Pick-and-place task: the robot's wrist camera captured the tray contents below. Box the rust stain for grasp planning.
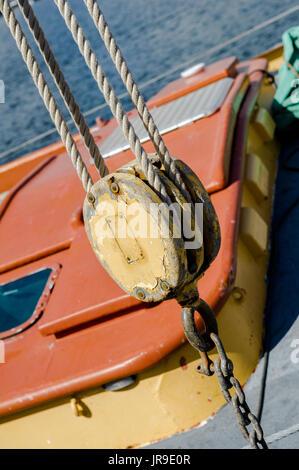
[190,421,201,430]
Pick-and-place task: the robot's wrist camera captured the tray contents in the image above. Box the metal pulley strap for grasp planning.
[0,0,93,192]
[54,0,171,206]
[182,305,268,449]
[82,0,193,204]
[17,0,109,179]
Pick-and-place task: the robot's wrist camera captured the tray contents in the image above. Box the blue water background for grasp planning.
[0,0,298,164]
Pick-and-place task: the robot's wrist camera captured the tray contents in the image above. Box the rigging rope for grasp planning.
[54,0,171,205]
[17,0,108,179]
[1,4,298,162]
[83,0,192,203]
[0,0,93,192]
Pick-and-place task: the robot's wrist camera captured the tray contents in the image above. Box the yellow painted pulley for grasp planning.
[83,157,221,304]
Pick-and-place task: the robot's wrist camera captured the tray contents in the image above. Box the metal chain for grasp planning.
[181,302,268,449]
[0,0,93,192]
[82,0,192,204]
[54,0,171,205]
[17,0,108,179]
[211,333,268,449]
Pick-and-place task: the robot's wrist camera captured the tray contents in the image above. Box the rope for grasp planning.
[83,0,192,203]
[17,0,108,179]
[54,0,171,205]
[1,4,298,163]
[0,0,93,192]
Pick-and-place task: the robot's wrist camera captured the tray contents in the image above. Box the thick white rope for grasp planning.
[0,0,93,192]
[1,5,298,162]
[83,0,192,203]
[17,0,108,179]
[54,0,171,205]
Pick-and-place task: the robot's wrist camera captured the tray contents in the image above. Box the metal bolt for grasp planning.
[233,291,242,301]
[87,192,95,206]
[135,288,146,300]
[110,182,119,194]
[232,286,246,301]
[160,280,170,291]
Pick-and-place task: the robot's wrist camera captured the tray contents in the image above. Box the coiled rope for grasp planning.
[17,0,108,179]
[0,0,93,192]
[82,0,192,203]
[54,0,171,204]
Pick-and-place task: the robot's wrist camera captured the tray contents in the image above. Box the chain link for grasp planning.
[181,303,268,449]
[210,333,268,449]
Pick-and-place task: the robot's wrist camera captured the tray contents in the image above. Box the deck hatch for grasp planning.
[100,77,233,158]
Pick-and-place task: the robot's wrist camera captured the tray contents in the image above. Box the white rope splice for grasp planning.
[17,0,108,179]
[53,0,171,205]
[83,0,192,204]
[0,0,93,192]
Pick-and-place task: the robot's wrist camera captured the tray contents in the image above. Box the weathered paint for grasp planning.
[0,48,280,447]
[83,157,219,303]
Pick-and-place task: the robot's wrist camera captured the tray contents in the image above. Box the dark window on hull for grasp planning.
[0,269,51,333]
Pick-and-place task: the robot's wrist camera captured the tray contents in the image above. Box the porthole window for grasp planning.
[0,268,52,336]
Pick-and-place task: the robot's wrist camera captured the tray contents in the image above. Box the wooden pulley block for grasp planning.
[83,157,220,303]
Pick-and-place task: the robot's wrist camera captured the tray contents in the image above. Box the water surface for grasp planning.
[0,0,298,163]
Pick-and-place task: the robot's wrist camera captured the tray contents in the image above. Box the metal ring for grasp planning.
[181,298,218,352]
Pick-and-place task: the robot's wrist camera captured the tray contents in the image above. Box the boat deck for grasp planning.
[147,130,299,449]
